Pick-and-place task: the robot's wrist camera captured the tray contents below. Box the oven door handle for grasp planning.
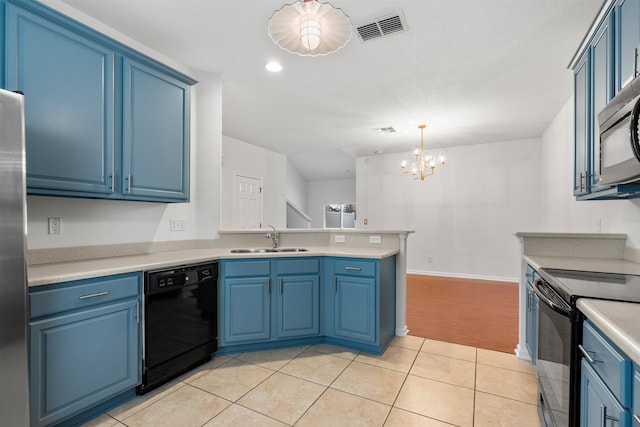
[533,280,571,317]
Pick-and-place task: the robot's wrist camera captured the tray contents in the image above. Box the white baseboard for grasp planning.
[407,269,519,283]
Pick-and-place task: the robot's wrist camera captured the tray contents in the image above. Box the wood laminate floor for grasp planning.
[406,274,519,353]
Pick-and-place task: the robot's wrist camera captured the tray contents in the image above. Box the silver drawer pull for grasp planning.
[344,267,361,271]
[633,414,640,425]
[578,344,601,364]
[79,291,109,300]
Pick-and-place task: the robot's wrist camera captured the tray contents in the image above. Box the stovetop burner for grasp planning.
[539,268,640,306]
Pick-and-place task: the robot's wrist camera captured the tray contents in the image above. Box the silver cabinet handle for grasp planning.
[633,414,640,425]
[136,301,140,324]
[344,267,361,271]
[126,174,132,193]
[579,344,601,364]
[334,277,337,292]
[79,291,109,300]
[600,404,618,426]
[279,278,283,294]
[267,278,271,295]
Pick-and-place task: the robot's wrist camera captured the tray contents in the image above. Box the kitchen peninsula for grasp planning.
[28,228,412,338]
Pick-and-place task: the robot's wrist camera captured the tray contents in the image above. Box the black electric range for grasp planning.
[534,267,640,427]
[539,268,640,306]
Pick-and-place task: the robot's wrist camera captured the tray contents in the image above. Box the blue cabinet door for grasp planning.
[616,0,640,91]
[334,275,376,343]
[525,283,538,364]
[590,15,614,192]
[122,58,190,201]
[5,3,115,195]
[277,275,320,338]
[29,299,139,427]
[581,360,630,427]
[574,51,591,197]
[223,277,271,344]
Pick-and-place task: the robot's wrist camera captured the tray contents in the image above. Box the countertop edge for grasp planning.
[28,247,400,287]
[515,232,627,239]
[522,255,640,275]
[577,298,640,365]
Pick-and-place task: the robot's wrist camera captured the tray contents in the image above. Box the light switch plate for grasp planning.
[369,235,381,244]
[334,235,346,243]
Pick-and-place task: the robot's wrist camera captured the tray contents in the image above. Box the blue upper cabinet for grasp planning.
[573,2,640,200]
[122,59,190,201]
[616,0,640,91]
[5,3,115,195]
[1,0,195,203]
[590,15,614,193]
[574,51,590,197]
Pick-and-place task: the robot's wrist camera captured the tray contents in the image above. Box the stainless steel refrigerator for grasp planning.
[0,88,30,425]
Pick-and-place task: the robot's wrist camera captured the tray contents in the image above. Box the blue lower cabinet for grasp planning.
[223,276,271,343]
[219,258,321,347]
[219,256,395,354]
[277,274,320,338]
[581,360,630,427]
[28,273,141,427]
[634,366,640,426]
[325,256,396,353]
[333,275,376,343]
[525,281,538,364]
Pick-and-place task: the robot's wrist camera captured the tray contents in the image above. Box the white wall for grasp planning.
[26,2,223,250]
[286,160,307,213]
[540,98,640,247]
[220,135,287,229]
[307,179,356,228]
[356,139,543,281]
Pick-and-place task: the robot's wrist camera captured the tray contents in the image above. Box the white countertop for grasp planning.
[524,255,640,275]
[577,298,640,365]
[27,246,399,287]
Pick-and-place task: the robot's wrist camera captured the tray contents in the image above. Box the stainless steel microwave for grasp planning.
[598,74,640,186]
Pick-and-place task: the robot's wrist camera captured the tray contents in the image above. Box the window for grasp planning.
[323,204,356,229]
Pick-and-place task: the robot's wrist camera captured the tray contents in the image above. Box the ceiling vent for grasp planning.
[356,12,407,43]
[374,127,396,134]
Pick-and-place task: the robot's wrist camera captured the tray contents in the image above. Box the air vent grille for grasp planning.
[356,12,407,43]
[374,127,396,134]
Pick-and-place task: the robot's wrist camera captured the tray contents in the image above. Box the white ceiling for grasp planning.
[56,0,604,181]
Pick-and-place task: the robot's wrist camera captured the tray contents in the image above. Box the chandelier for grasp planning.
[268,0,352,57]
[401,124,446,180]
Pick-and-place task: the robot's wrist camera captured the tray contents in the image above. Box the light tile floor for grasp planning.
[82,336,542,427]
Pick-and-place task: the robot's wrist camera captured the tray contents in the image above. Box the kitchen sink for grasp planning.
[229,248,308,253]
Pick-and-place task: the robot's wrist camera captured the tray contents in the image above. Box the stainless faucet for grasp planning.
[265,225,279,248]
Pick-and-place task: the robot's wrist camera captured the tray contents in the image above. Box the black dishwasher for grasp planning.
[137,261,218,394]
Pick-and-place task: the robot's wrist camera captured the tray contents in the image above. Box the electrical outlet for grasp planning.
[369,235,381,244]
[170,219,186,232]
[334,235,346,243]
[48,217,61,235]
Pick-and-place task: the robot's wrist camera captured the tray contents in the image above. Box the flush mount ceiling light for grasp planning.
[401,124,446,181]
[268,0,352,57]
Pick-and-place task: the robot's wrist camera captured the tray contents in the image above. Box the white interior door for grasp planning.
[234,175,262,228]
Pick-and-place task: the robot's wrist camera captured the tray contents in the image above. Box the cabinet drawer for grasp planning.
[30,273,140,318]
[277,258,319,275]
[581,320,632,408]
[223,260,271,278]
[334,259,376,277]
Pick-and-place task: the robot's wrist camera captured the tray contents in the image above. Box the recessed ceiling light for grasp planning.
[265,61,283,72]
